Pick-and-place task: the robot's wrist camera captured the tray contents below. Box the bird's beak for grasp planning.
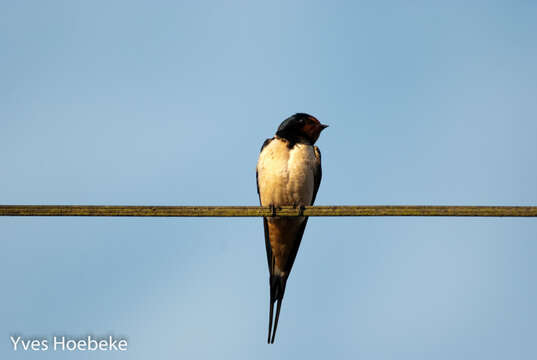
[320,124,329,130]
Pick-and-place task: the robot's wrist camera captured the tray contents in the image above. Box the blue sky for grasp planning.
[1,1,536,359]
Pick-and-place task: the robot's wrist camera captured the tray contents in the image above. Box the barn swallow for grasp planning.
[256,113,328,343]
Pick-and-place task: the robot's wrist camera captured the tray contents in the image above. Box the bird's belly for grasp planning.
[257,142,315,207]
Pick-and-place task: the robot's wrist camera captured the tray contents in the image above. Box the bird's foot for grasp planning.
[291,203,305,216]
[269,204,276,217]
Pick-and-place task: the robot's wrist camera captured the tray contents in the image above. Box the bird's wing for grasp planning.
[256,138,273,197]
[257,138,274,271]
[284,145,322,274]
[311,146,322,204]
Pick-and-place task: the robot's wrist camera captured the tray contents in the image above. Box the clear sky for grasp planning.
[1,1,536,359]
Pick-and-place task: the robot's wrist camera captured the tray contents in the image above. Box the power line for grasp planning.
[1,205,536,217]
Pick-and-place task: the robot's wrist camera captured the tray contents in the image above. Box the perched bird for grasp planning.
[256,113,328,343]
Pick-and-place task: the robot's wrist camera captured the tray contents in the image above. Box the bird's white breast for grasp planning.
[257,138,316,207]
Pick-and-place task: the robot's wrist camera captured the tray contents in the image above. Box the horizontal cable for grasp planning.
[1,205,536,217]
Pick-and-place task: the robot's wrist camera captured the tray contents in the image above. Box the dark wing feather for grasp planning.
[257,138,272,196]
[311,146,322,205]
[262,218,272,272]
[257,138,274,270]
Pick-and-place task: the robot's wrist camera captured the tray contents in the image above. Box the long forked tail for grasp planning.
[268,274,287,344]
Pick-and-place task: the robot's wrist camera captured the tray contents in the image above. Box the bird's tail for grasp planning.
[268,273,287,344]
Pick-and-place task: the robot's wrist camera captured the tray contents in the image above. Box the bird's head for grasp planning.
[275,113,328,145]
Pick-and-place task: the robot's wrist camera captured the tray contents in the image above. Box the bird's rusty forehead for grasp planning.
[302,116,322,136]
[307,115,320,124]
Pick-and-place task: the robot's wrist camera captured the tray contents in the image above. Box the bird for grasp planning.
[256,113,328,343]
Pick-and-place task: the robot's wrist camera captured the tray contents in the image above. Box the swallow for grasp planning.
[256,113,328,343]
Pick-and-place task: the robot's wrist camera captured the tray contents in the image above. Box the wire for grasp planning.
[1,205,536,217]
